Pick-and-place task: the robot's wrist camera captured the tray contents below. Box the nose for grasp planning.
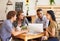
[16,17,17,18]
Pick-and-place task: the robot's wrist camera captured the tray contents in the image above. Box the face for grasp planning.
[37,11,43,18]
[46,13,51,21]
[19,13,24,20]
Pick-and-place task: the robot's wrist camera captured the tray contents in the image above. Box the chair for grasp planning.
[56,23,60,39]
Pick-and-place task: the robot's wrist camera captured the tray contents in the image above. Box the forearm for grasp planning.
[13,31,25,36]
[47,30,55,37]
[45,31,49,37]
[12,29,24,36]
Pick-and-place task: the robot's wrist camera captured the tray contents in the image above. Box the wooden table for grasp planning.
[16,33,44,41]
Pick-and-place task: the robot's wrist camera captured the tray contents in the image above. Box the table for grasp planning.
[16,33,44,41]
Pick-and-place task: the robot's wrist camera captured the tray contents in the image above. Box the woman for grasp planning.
[13,11,28,41]
[13,11,28,27]
[0,11,28,41]
[44,10,59,41]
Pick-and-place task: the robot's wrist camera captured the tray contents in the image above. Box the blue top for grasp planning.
[0,20,13,39]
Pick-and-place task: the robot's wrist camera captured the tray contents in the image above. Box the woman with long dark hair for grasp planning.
[45,10,59,41]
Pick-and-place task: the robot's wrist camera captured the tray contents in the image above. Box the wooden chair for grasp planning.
[56,23,60,39]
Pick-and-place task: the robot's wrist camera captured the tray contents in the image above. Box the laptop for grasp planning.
[27,23,43,34]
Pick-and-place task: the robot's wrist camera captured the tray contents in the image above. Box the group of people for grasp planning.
[0,8,59,41]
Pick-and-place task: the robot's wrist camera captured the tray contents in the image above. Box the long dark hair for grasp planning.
[47,10,56,25]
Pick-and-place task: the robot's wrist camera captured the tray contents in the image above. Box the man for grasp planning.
[35,8,49,29]
[0,11,28,41]
[34,8,49,41]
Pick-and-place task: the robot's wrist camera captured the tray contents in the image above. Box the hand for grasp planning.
[22,30,28,33]
[46,28,49,32]
[16,26,21,31]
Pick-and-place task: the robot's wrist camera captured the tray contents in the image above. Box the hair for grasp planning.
[7,11,17,19]
[16,10,23,20]
[36,8,42,12]
[47,10,56,22]
[47,10,56,26]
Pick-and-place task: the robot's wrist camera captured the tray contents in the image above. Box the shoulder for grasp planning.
[24,18,28,21]
[52,21,57,26]
[51,21,57,28]
[3,20,10,24]
[4,20,13,27]
[2,20,13,28]
[53,21,57,27]
[35,18,39,20]
[35,18,39,22]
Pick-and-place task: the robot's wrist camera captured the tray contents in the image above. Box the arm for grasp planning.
[46,27,55,37]
[5,21,28,36]
[25,18,29,25]
[11,28,28,36]
[34,19,38,23]
[44,28,49,37]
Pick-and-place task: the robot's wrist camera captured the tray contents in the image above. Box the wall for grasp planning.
[0,0,60,20]
[0,0,7,20]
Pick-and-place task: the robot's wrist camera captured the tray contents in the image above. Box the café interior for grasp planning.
[0,0,60,41]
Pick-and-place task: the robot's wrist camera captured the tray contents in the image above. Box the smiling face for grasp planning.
[18,13,24,20]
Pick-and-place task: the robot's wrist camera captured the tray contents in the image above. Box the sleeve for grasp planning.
[25,18,29,25]
[52,22,57,28]
[13,21,18,27]
[5,21,13,33]
[34,19,38,23]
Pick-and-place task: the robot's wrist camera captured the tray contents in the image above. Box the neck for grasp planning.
[50,19,53,22]
[39,16,43,19]
[39,16,43,20]
[18,19,22,23]
[10,19,14,23]
[18,19,22,22]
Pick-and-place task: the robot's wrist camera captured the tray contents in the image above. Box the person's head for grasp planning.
[36,8,43,18]
[46,10,56,22]
[7,11,17,21]
[17,11,24,20]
